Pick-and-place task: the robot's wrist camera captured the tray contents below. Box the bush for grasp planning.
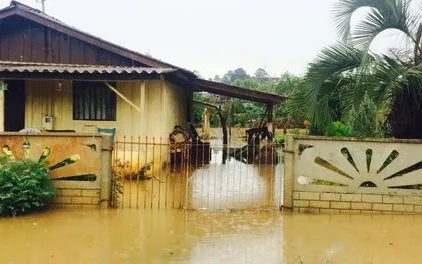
[348,93,383,138]
[275,134,285,144]
[0,160,55,216]
[324,121,350,137]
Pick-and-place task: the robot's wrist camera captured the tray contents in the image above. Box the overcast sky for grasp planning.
[0,0,403,78]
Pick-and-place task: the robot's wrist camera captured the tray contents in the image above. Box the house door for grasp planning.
[5,80,25,132]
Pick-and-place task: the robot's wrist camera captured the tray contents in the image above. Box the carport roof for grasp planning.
[0,60,286,104]
[193,79,286,104]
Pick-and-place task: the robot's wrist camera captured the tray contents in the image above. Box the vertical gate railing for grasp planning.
[111,136,283,210]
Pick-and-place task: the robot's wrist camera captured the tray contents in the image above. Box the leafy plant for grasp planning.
[110,159,127,208]
[324,121,350,137]
[348,93,383,138]
[0,146,81,216]
[288,0,422,139]
[0,160,55,216]
[275,134,285,145]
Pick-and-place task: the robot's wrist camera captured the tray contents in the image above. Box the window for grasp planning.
[73,81,116,121]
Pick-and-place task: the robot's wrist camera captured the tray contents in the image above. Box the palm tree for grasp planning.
[294,0,422,138]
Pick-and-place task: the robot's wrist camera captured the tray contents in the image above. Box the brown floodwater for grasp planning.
[121,145,283,210]
[1,208,422,264]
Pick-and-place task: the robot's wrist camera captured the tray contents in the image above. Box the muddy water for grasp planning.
[188,146,283,209]
[122,145,283,210]
[1,209,422,264]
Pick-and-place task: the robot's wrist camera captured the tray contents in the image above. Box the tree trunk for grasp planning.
[219,113,228,164]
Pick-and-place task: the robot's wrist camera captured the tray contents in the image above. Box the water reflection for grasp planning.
[188,146,283,209]
[2,209,422,263]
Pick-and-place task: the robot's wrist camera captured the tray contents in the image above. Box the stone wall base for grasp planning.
[293,191,422,214]
[50,187,102,209]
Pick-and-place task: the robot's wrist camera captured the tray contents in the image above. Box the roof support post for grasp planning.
[267,103,276,141]
[202,107,211,140]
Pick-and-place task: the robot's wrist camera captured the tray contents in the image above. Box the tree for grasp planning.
[348,93,381,138]
[213,75,221,82]
[293,0,422,138]
[254,68,269,81]
[276,72,303,96]
[233,68,249,80]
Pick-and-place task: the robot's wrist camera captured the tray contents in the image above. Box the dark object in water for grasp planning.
[170,124,211,165]
[230,127,278,164]
[124,163,152,180]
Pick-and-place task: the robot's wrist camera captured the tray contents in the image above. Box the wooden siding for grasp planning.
[0,16,144,66]
[24,80,188,137]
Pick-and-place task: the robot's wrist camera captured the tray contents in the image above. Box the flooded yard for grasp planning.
[1,208,422,263]
[120,144,283,210]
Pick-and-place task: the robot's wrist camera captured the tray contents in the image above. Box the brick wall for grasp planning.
[292,191,422,214]
[52,187,101,208]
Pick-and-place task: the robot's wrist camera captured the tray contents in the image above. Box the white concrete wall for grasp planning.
[284,136,422,214]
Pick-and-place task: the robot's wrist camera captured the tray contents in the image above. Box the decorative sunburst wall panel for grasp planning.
[294,138,422,193]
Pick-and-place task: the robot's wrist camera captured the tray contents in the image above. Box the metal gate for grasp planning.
[111,136,283,210]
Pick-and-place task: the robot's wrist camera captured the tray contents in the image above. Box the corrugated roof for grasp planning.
[0,61,177,75]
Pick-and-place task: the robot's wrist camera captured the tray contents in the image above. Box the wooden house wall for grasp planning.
[0,16,144,66]
[24,80,188,137]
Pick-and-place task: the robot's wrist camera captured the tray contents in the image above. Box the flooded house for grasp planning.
[0,1,284,208]
[0,1,282,137]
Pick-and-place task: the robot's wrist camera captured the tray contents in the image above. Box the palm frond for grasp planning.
[333,0,421,51]
[300,43,370,132]
[333,0,393,42]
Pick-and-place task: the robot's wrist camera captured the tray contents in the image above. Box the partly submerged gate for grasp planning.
[111,136,283,210]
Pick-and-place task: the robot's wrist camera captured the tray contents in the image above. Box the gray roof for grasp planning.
[0,61,177,75]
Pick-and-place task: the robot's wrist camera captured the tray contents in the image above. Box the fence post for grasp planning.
[283,134,295,210]
[100,135,113,208]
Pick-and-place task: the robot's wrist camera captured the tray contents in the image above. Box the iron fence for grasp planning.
[111,136,283,210]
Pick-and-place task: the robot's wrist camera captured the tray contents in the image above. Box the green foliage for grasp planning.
[193,68,305,128]
[293,128,301,136]
[288,0,422,139]
[0,160,55,216]
[275,134,285,144]
[348,93,383,138]
[324,121,350,137]
[193,92,206,125]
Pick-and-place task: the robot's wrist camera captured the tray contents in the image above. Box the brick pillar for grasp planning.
[100,135,113,208]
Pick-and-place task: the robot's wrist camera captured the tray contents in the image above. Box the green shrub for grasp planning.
[324,121,350,137]
[275,134,285,144]
[0,160,55,216]
[348,93,383,138]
